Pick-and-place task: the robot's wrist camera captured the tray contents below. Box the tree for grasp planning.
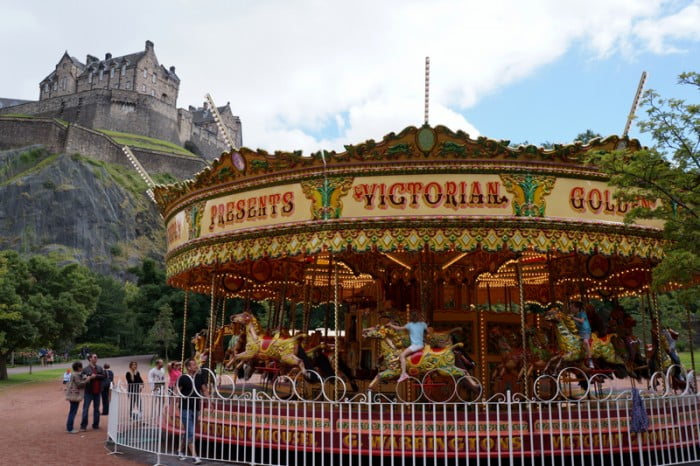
[587,72,700,290]
[147,304,177,359]
[574,129,602,144]
[0,251,99,379]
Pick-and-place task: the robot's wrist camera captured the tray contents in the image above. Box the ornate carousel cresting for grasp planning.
[121,125,699,465]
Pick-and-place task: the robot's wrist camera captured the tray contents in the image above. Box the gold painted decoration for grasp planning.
[185,201,206,240]
[501,174,556,217]
[153,125,640,218]
[300,177,354,220]
[164,225,664,283]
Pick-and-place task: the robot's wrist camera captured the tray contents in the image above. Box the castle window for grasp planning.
[110,68,115,78]
[88,72,93,84]
[53,81,58,90]
[126,81,131,90]
[143,69,147,78]
[151,89,155,97]
[142,84,146,92]
[121,64,126,75]
[152,73,156,84]
[99,70,103,81]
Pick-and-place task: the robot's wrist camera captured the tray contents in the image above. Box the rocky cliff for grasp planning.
[0,146,165,278]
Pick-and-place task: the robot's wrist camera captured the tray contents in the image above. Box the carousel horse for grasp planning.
[646,327,690,391]
[362,324,466,391]
[522,327,556,379]
[487,326,524,392]
[226,311,307,380]
[191,326,234,370]
[296,341,360,392]
[543,307,627,376]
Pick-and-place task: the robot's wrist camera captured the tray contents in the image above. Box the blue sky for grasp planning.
[467,42,699,148]
[0,0,698,154]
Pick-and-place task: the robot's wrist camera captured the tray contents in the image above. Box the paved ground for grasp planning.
[0,355,165,465]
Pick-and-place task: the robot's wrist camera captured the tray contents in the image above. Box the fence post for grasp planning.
[507,390,514,466]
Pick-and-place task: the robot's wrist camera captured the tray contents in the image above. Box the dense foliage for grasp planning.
[0,251,99,379]
[587,72,700,293]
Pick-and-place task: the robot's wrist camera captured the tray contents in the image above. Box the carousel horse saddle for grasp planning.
[260,337,274,351]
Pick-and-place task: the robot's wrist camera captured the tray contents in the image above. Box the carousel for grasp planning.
[132,125,699,465]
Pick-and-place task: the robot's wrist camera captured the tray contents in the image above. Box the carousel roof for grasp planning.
[153,125,641,218]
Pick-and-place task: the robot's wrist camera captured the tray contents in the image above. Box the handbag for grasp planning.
[66,376,84,402]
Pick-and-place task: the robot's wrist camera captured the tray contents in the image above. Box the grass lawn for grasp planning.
[97,129,196,157]
[0,368,65,388]
[678,352,699,371]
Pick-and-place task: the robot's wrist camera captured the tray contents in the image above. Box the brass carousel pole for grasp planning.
[516,258,529,399]
[208,274,217,371]
[639,291,648,365]
[333,260,340,401]
[181,291,189,365]
[221,296,227,371]
[685,306,696,374]
[650,291,663,374]
[324,255,333,338]
[304,256,320,333]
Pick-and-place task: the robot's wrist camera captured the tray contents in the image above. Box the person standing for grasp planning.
[167,361,183,393]
[79,354,105,431]
[177,358,208,465]
[148,359,166,393]
[65,361,87,433]
[101,363,114,415]
[126,361,144,415]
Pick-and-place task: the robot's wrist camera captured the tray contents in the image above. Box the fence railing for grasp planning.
[107,368,700,466]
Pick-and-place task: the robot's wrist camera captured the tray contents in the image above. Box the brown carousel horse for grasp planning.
[225,311,307,380]
[362,324,466,390]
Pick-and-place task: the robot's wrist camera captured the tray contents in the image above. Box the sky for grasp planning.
[1,0,698,154]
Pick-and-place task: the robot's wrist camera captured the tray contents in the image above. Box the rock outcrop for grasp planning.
[0,146,164,278]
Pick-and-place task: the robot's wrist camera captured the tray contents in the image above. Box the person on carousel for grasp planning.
[388,308,428,383]
[569,301,594,368]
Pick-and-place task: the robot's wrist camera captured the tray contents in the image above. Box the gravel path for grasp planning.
[0,355,159,465]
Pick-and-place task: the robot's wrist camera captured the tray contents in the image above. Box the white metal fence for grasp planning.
[107,368,700,466]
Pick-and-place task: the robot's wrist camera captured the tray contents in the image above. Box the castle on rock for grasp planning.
[0,40,241,161]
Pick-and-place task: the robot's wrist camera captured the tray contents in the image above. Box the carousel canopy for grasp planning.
[153,125,663,305]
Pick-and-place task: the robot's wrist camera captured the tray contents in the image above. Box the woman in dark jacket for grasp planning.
[125,360,144,415]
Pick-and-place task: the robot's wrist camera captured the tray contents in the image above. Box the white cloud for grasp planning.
[0,0,698,154]
[632,3,700,53]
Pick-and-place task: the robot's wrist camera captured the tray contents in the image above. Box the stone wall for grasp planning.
[0,89,183,146]
[0,117,207,180]
[0,118,66,154]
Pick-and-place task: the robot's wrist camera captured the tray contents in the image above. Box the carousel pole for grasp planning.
[324,255,333,338]
[208,274,217,371]
[218,297,226,376]
[486,282,493,312]
[181,291,189,365]
[639,291,648,363]
[277,281,288,331]
[516,258,529,399]
[304,256,320,333]
[333,260,340,401]
[650,291,663,374]
[476,280,487,389]
[685,306,696,373]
